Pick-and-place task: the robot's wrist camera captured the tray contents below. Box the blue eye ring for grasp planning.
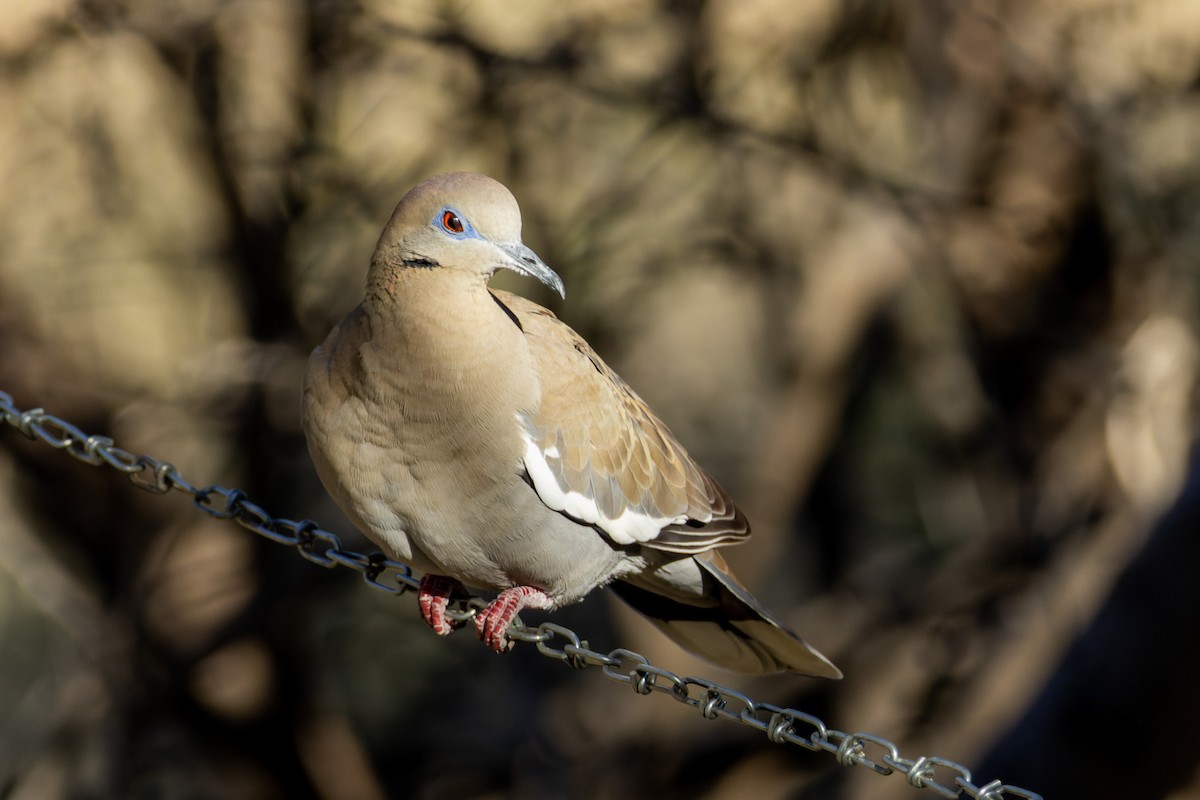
[433,206,481,239]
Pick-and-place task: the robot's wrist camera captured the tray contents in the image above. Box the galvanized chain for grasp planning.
[0,390,1041,800]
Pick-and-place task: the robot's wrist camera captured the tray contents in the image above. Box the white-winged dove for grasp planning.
[301,172,840,677]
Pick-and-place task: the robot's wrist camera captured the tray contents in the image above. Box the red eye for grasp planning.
[442,210,464,234]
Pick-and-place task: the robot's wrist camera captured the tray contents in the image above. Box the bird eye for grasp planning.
[441,210,465,234]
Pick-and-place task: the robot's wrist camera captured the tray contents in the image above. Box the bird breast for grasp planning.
[302,291,544,584]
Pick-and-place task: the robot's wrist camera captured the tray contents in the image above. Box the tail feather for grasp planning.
[612,552,841,679]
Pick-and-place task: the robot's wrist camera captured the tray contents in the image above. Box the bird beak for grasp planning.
[496,242,566,299]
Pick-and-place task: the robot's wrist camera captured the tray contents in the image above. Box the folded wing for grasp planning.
[499,291,749,554]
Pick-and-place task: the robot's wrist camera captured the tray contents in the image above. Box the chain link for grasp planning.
[0,390,1041,800]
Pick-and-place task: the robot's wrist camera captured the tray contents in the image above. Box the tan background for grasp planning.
[2,0,1200,798]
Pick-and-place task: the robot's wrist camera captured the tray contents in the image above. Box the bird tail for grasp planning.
[611,551,842,678]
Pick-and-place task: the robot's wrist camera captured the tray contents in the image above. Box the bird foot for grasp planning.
[475,586,554,652]
[418,574,468,635]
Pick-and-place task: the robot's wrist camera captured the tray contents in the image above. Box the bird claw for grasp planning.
[419,577,553,651]
[418,574,467,636]
[474,586,553,653]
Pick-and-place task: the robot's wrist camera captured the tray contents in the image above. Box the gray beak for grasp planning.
[496,241,565,299]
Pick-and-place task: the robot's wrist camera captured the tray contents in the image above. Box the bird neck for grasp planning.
[360,266,534,403]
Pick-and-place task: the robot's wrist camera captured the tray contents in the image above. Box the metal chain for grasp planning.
[0,390,1041,800]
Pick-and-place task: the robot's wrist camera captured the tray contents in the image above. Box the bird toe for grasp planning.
[474,585,553,653]
[417,574,467,636]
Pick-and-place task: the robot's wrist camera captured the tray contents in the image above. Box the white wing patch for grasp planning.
[520,431,687,546]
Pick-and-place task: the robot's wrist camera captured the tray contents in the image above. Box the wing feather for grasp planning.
[497,291,750,553]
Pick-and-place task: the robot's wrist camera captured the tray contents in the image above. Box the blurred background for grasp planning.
[2,0,1199,797]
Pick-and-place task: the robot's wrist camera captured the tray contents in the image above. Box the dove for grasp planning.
[301,172,840,677]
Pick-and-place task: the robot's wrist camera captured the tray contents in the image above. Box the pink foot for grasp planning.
[474,586,554,652]
[418,574,467,636]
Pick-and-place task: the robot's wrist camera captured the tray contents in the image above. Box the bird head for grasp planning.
[370,172,565,299]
